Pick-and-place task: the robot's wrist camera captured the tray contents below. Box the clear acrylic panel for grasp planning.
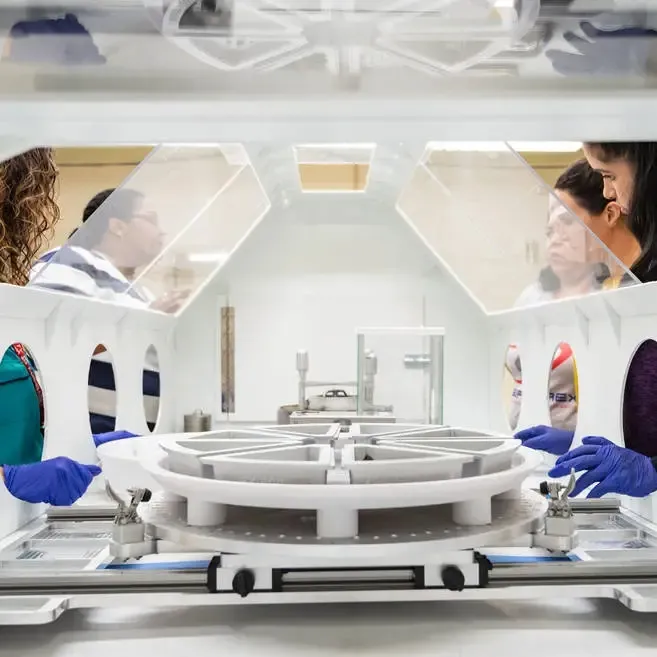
[29,144,270,314]
[396,142,639,314]
[1,1,657,99]
[356,328,445,425]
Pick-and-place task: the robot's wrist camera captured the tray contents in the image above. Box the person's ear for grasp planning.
[107,217,126,238]
[604,201,624,228]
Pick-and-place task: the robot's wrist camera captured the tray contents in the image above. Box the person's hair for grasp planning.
[83,188,115,223]
[0,148,59,286]
[554,159,609,216]
[585,142,657,282]
[74,187,143,248]
[539,159,613,292]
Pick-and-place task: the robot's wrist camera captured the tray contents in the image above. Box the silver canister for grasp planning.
[183,409,213,433]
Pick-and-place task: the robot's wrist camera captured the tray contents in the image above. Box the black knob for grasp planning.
[232,569,256,598]
[142,489,152,503]
[441,565,465,592]
[539,481,549,496]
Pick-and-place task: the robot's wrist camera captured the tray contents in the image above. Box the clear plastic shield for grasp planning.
[1,0,657,102]
[396,142,638,313]
[29,144,270,314]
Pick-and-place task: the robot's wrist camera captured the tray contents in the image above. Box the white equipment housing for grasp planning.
[1,0,657,626]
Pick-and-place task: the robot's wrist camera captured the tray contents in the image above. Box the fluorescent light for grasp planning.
[426,142,582,153]
[187,252,229,263]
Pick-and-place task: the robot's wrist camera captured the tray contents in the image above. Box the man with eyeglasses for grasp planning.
[29,188,187,435]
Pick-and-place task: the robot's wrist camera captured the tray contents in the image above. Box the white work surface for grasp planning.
[1,600,656,657]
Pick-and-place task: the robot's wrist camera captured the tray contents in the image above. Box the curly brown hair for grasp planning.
[0,148,59,286]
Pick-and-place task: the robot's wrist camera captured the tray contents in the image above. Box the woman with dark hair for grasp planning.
[583,142,657,282]
[509,160,639,445]
[544,143,657,499]
[0,148,101,507]
[514,159,638,307]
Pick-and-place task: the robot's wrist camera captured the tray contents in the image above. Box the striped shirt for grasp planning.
[29,246,160,433]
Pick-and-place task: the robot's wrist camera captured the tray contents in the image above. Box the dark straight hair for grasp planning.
[554,159,609,215]
[585,142,657,282]
[73,188,144,249]
[539,159,611,292]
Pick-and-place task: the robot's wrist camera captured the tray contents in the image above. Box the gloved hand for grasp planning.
[547,22,657,76]
[93,430,139,448]
[7,13,105,65]
[548,436,657,499]
[515,425,573,456]
[3,457,101,506]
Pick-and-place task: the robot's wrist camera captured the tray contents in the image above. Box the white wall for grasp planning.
[198,194,491,429]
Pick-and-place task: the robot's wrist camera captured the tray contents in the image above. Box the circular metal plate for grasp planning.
[144,489,547,559]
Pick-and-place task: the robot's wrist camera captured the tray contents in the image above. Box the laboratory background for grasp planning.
[45,145,578,430]
[4,0,657,656]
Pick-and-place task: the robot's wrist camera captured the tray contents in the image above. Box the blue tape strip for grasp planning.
[99,554,579,571]
[486,554,579,564]
[100,560,211,571]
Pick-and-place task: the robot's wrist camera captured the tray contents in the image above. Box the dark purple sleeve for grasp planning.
[623,339,657,458]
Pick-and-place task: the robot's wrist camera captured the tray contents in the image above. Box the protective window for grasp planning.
[29,144,271,315]
[396,142,638,313]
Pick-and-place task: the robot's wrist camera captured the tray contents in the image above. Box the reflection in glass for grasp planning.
[29,145,271,315]
[3,3,657,103]
[515,194,626,306]
[504,344,522,431]
[397,143,638,313]
[547,342,578,433]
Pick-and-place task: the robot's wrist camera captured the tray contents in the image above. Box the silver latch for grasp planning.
[532,471,578,553]
[541,470,577,519]
[106,483,156,559]
[106,482,152,525]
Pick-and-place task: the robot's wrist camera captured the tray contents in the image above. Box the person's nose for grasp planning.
[548,233,563,248]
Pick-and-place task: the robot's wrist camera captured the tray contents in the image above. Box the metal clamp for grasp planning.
[106,483,152,525]
[541,470,577,519]
[106,483,156,559]
[532,471,578,553]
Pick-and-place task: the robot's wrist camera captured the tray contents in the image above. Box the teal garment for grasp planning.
[0,349,43,466]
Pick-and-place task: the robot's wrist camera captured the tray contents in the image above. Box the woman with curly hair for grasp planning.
[0,148,101,507]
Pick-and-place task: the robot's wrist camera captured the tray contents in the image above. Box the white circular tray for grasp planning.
[97,435,166,494]
[138,441,538,510]
[160,430,305,477]
[103,424,542,546]
[255,423,342,439]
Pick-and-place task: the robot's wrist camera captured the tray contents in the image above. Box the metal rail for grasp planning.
[1,558,657,597]
[0,570,208,596]
[490,561,657,584]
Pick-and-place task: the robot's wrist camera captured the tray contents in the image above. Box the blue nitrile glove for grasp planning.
[93,430,139,448]
[8,13,105,65]
[515,425,573,456]
[3,457,101,506]
[547,22,657,76]
[548,436,657,499]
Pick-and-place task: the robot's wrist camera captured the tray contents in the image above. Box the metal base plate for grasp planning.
[144,490,547,558]
[5,502,657,626]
